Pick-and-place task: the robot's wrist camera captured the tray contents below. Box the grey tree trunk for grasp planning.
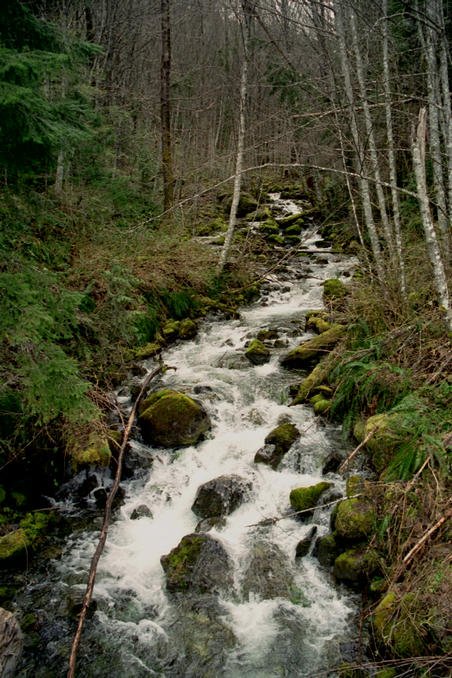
[217,0,253,273]
[412,108,452,333]
[161,0,174,212]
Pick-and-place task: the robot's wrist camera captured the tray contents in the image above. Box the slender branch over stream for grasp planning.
[67,364,172,678]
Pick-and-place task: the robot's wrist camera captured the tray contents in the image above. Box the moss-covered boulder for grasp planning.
[313,398,331,415]
[162,319,180,341]
[335,498,375,540]
[254,422,300,469]
[353,412,404,472]
[285,223,302,236]
[322,278,348,301]
[179,318,198,340]
[139,389,210,448]
[284,235,301,246]
[289,481,332,520]
[161,533,233,594]
[333,546,378,584]
[314,533,340,567]
[0,512,54,567]
[281,324,346,369]
[265,234,285,246]
[72,433,111,469]
[259,219,280,235]
[242,541,294,600]
[245,339,271,365]
[278,213,305,228]
[222,192,258,217]
[306,311,330,334]
[373,591,426,657]
[192,474,252,518]
[290,354,336,405]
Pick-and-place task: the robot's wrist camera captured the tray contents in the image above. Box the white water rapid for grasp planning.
[16,198,360,678]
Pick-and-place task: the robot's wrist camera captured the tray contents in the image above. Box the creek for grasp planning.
[15,195,361,678]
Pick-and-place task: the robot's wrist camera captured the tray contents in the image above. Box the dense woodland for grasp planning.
[0,0,451,676]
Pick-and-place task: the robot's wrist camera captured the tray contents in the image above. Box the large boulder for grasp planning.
[0,609,22,678]
[161,533,233,594]
[191,474,252,519]
[245,339,271,365]
[139,390,210,448]
[289,481,332,521]
[281,324,345,369]
[333,546,378,584]
[242,541,294,600]
[254,421,300,469]
[335,498,375,541]
[353,411,404,472]
[373,590,426,657]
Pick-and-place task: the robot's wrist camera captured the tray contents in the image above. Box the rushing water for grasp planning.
[16,197,360,678]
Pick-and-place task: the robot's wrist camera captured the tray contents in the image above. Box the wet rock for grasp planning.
[242,541,294,600]
[245,338,271,365]
[333,547,378,584]
[280,324,346,369]
[192,474,252,518]
[139,390,211,448]
[256,328,279,342]
[130,504,153,520]
[314,533,340,567]
[289,481,332,521]
[0,608,22,678]
[179,318,198,340]
[322,451,344,474]
[254,421,300,469]
[194,517,227,533]
[335,498,375,540]
[216,352,250,369]
[295,526,317,558]
[161,533,233,594]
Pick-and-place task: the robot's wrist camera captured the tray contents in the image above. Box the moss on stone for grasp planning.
[316,533,339,567]
[179,318,197,339]
[290,355,336,405]
[278,213,305,228]
[323,278,348,300]
[306,315,330,334]
[73,433,111,469]
[335,498,375,540]
[259,219,280,235]
[284,223,302,236]
[281,324,346,369]
[139,389,210,447]
[373,590,426,657]
[132,341,163,360]
[346,475,364,498]
[313,398,330,414]
[0,528,28,562]
[333,546,378,583]
[162,319,180,341]
[354,412,404,472]
[245,338,271,365]
[290,481,332,513]
[265,421,300,455]
[265,234,285,246]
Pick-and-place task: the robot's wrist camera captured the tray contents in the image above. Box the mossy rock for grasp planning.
[353,412,404,472]
[179,318,197,340]
[245,338,271,365]
[162,319,180,341]
[252,206,272,221]
[255,421,300,469]
[139,390,210,448]
[0,528,28,563]
[192,474,252,518]
[284,235,301,246]
[335,498,375,540]
[265,233,285,246]
[346,476,364,498]
[259,219,280,235]
[373,591,426,657]
[72,433,111,469]
[323,278,348,301]
[290,357,334,405]
[132,341,164,360]
[313,398,330,415]
[242,541,294,600]
[278,213,305,228]
[306,315,330,334]
[289,481,332,519]
[161,533,233,593]
[281,324,346,369]
[333,546,378,584]
[0,512,54,566]
[284,223,302,236]
[314,533,340,567]
[222,192,258,217]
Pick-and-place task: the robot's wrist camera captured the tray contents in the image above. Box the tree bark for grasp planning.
[160,0,174,212]
[412,108,452,333]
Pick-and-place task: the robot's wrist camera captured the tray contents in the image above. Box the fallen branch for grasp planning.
[338,427,379,474]
[402,508,452,566]
[246,493,361,527]
[67,364,172,678]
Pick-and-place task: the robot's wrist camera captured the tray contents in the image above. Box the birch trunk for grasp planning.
[382,0,406,298]
[217,0,252,274]
[160,0,174,212]
[436,0,452,253]
[412,109,452,333]
[423,2,449,253]
[54,150,65,194]
[350,11,393,251]
[334,0,385,283]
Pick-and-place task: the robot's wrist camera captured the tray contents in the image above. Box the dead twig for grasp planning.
[402,508,452,566]
[246,493,362,527]
[338,427,380,473]
[67,364,173,678]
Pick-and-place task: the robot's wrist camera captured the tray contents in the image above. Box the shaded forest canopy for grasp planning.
[0,1,451,674]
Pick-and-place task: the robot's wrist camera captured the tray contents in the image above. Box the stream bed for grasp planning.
[14,197,362,678]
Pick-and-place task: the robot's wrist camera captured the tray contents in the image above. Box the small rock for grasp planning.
[130,504,153,520]
[295,526,318,558]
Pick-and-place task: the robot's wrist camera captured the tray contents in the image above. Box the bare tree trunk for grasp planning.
[382,0,406,298]
[412,108,452,333]
[160,0,174,211]
[334,0,385,283]
[436,0,452,254]
[350,10,393,252]
[217,0,253,273]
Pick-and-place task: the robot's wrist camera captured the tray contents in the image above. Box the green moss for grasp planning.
[345,475,364,498]
[245,338,270,365]
[72,433,111,468]
[265,422,300,455]
[375,670,397,678]
[290,355,336,405]
[313,398,330,414]
[356,412,404,472]
[333,547,378,583]
[290,481,332,512]
[284,223,302,236]
[0,528,28,561]
[322,278,348,300]
[139,389,210,447]
[259,219,280,235]
[281,324,346,368]
[316,533,339,567]
[278,213,305,228]
[265,234,284,246]
[373,591,426,657]
[161,534,203,589]
[179,318,197,339]
[335,498,375,540]
[306,315,330,334]
[162,319,181,340]
[132,341,164,360]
